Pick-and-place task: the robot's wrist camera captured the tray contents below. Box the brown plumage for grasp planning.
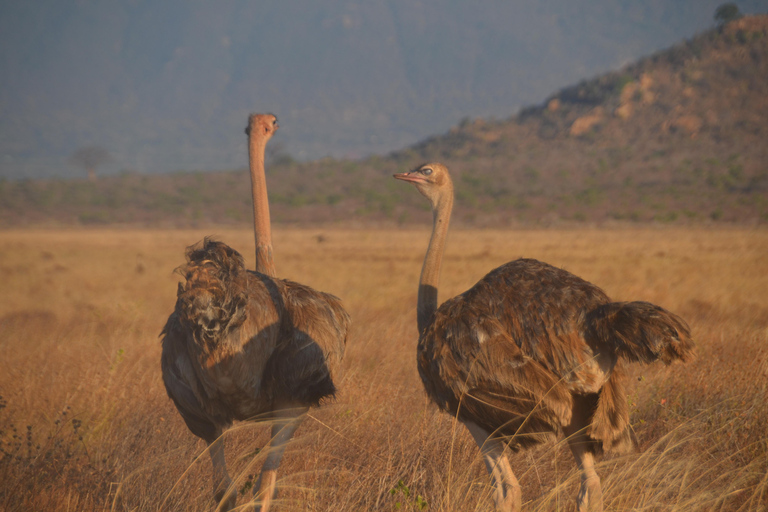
[161,114,349,512]
[394,163,694,512]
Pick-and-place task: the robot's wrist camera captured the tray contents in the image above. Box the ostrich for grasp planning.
[161,114,349,512]
[393,163,694,512]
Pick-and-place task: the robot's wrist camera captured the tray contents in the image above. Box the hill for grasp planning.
[2,16,767,228]
[3,1,766,178]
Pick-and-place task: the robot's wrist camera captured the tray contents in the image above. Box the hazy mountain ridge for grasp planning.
[2,1,766,178]
[395,15,768,224]
[2,16,767,227]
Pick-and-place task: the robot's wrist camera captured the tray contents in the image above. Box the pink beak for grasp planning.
[393,172,427,184]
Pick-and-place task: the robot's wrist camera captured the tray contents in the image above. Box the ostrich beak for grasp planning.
[393,172,427,184]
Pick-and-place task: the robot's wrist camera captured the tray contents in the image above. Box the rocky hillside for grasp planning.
[399,15,768,225]
[2,16,767,228]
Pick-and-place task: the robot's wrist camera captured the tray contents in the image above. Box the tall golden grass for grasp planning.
[0,228,766,511]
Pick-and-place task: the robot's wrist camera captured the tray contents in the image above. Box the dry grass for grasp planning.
[0,228,766,511]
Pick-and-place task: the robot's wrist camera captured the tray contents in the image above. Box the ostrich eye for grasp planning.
[272,119,277,126]
[422,168,433,175]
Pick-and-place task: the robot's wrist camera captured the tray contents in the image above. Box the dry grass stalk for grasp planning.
[0,228,766,511]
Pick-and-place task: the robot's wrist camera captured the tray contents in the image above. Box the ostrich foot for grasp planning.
[496,481,522,512]
[213,481,237,512]
[577,475,603,512]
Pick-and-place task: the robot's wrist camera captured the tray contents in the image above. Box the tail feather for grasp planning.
[588,364,634,454]
[183,236,246,279]
[175,237,249,343]
[585,301,695,364]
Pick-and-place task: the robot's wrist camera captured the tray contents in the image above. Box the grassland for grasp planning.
[0,228,766,511]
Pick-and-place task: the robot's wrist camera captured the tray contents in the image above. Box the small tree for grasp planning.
[714,3,741,27]
[265,142,295,167]
[69,146,112,181]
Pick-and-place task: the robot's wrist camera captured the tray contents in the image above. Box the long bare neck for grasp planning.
[417,191,453,334]
[248,133,276,277]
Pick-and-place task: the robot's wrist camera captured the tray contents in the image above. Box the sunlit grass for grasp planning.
[1,228,766,510]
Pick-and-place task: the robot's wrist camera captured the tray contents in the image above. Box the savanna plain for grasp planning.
[0,227,766,511]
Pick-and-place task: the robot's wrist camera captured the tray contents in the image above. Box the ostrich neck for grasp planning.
[417,192,453,334]
[248,136,276,277]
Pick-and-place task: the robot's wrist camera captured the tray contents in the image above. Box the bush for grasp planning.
[714,3,741,27]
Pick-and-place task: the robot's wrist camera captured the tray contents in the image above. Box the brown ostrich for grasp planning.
[394,163,694,512]
[161,114,349,512]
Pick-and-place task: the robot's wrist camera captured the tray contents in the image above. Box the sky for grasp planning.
[1,0,767,179]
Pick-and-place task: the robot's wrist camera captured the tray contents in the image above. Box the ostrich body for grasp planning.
[394,163,694,512]
[161,114,350,511]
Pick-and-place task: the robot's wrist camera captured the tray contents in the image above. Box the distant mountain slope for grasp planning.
[2,16,767,227]
[2,1,767,179]
[395,15,768,225]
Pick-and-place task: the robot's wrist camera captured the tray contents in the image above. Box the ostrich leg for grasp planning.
[251,405,309,512]
[464,421,522,512]
[563,422,603,512]
[209,429,237,512]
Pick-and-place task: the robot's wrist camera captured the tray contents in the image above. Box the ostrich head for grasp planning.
[393,162,454,207]
[245,113,279,139]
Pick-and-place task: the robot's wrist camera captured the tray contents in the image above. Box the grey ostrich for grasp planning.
[161,114,349,511]
[394,163,694,512]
